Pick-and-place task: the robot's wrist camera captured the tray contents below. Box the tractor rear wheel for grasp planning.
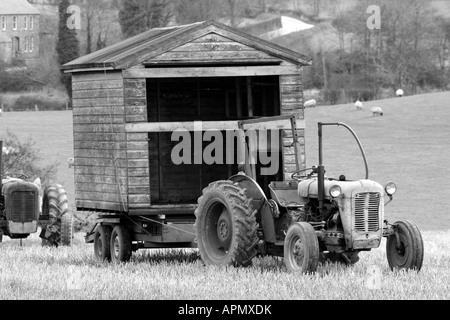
[195,180,258,267]
[110,225,132,263]
[94,225,112,262]
[40,184,70,247]
[386,220,424,271]
[284,222,320,273]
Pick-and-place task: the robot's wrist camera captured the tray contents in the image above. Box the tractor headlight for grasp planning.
[329,185,342,198]
[385,182,397,195]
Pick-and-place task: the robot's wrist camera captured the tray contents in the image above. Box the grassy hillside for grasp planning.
[304,92,450,231]
[1,91,449,231]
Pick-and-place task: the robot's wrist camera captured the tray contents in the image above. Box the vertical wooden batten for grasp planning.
[279,67,306,180]
[123,77,150,208]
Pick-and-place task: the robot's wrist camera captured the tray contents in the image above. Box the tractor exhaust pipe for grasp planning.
[317,124,325,213]
[0,139,2,192]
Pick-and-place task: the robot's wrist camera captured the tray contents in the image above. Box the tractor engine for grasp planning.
[1,179,40,238]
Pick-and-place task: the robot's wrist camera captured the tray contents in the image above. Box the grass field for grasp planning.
[0,231,449,300]
[0,91,449,300]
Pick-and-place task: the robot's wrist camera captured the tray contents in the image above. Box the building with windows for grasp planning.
[0,0,40,64]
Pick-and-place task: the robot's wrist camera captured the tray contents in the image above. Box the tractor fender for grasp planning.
[229,174,277,243]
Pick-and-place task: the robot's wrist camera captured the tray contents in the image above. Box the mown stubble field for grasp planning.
[0,92,449,300]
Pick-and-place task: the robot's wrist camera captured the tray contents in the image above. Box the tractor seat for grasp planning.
[269,181,305,208]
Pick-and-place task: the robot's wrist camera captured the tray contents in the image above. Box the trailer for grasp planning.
[62,21,311,262]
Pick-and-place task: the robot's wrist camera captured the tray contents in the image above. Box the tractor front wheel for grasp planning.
[195,180,258,267]
[284,222,320,273]
[386,220,424,271]
[110,225,132,263]
[94,225,112,262]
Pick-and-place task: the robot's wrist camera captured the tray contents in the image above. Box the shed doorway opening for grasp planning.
[147,76,282,204]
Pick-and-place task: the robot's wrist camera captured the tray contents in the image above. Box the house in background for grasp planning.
[0,0,40,64]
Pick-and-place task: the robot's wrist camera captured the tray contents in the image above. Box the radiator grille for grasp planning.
[11,191,36,223]
[354,192,380,232]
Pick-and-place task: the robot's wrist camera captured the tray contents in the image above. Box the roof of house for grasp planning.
[0,0,40,15]
[63,20,312,71]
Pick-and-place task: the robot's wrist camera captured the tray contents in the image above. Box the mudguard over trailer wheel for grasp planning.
[110,225,132,263]
[386,220,424,271]
[284,222,320,273]
[40,184,73,247]
[94,225,112,262]
[195,180,258,267]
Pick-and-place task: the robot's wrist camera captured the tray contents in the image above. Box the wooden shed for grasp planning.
[62,20,311,214]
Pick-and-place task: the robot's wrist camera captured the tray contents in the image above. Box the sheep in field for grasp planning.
[304,99,317,108]
[354,100,363,110]
[371,107,383,116]
[396,89,404,97]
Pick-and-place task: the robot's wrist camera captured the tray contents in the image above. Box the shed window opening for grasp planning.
[24,16,28,30]
[13,16,17,30]
[30,16,34,30]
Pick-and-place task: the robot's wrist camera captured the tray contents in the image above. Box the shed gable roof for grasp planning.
[63,20,311,72]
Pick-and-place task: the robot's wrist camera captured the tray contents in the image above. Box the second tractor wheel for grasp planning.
[94,225,112,262]
[40,184,70,247]
[284,222,320,273]
[195,180,258,267]
[386,220,424,271]
[110,225,132,263]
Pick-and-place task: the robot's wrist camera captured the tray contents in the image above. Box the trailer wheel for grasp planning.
[94,225,112,262]
[284,222,319,273]
[195,180,258,267]
[40,184,70,247]
[110,225,132,263]
[386,220,424,271]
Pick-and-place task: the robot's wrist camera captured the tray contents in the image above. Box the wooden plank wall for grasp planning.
[72,71,128,212]
[124,78,151,208]
[279,69,306,180]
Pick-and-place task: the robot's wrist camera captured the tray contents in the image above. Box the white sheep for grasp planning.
[371,107,383,116]
[354,100,363,110]
[304,99,317,108]
[396,89,404,97]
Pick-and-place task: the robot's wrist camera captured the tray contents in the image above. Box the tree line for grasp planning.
[4,0,450,103]
[290,0,450,101]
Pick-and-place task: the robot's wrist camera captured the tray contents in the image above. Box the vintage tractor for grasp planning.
[195,121,424,272]
[0,139,74,246]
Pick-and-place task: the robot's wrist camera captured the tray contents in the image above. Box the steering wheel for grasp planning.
[291,167,317,181]
[3,172,29,181]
